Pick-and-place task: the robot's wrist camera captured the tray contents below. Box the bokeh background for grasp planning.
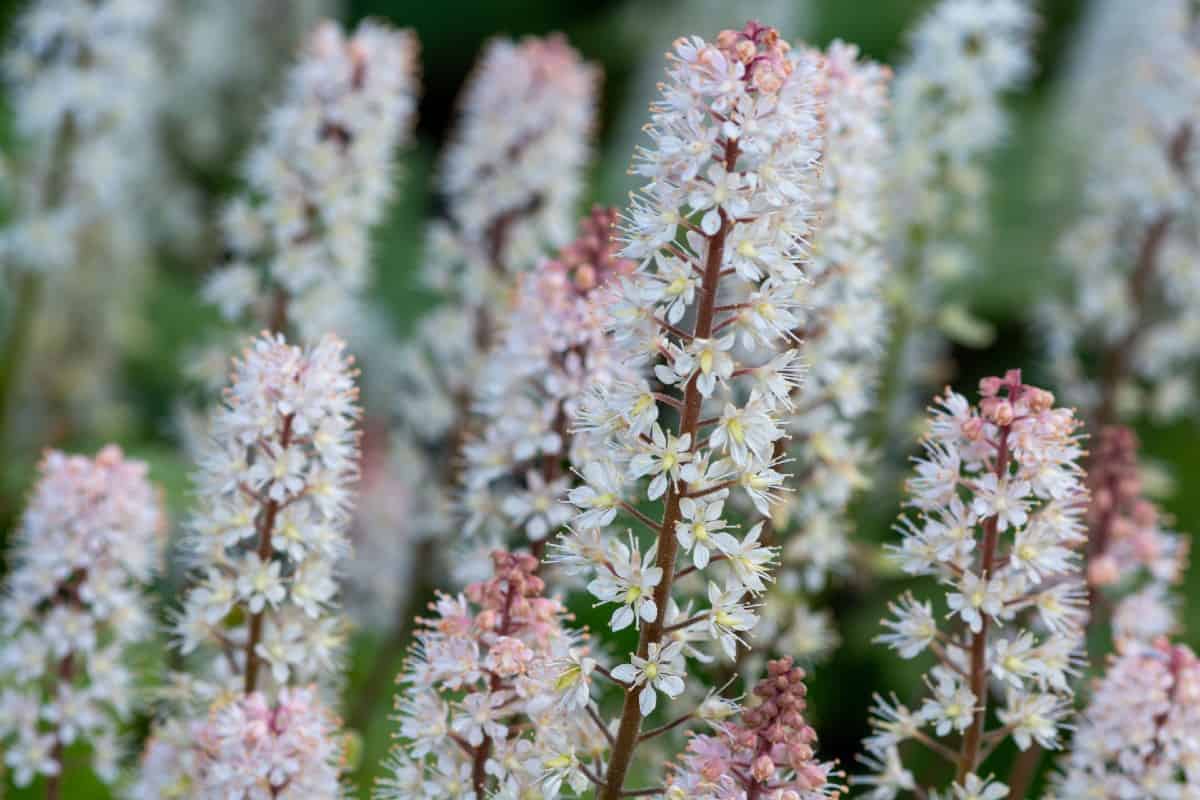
[0,0,1197,797]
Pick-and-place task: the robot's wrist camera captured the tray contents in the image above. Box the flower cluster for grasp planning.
[1043,0,1200,424]
[376,551,596,799]
[1,0,162,275]
[665,657,840,799]
[460,207,636,553]
[422,34,600,304]
[204,19,420,340]
[0,446,165,787]
[138,686,346,798]
[1046,638,1200,798]
[173,332,361,695]
[198,687,345,798]
[890,0,1034,229]
[759,41,892,662]
[385,34,598,581]
[857,371,1089,797]
[1085,426,1189,646]
[0,0,165,443]
[876,0,1035,435]
[550,22,825,799]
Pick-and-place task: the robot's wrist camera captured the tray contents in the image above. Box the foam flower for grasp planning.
[0,447,165,788]
[856,371,1088,797]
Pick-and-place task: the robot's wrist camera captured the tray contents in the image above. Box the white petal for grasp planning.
[639,686,657,716]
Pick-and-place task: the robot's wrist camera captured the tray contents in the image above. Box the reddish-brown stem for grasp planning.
[1005,742,1043,799]
[956,423,1011,782]
[243,413,294,695]
[598,139,739,800]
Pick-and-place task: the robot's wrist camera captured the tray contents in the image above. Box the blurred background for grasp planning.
[0,0,1197,797]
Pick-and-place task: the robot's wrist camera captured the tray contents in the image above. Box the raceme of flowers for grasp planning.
[376,550,598,799]
[172,332,361,695]
[0,446,165,788]
[857,370,1089,797]
[0,0,166,442]
[385,34,599,585]
[1085,425,1189,647]
[1045,637,1200,798]
[1,0,162,276]
[204,18,419,340]
[665,657,841,799]
[1043,0,1200,424]
[889,0,1035,238]
[552,22,825,799]
[460,206,636,554]
[759,39,892,664]
[876,0,1035,438]
[422,34,600,306]
[136,686,347,799]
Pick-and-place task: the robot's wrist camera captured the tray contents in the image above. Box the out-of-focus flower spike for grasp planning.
[204,19,420,340]
[0,446,165,789]
[1046,638,1200,798]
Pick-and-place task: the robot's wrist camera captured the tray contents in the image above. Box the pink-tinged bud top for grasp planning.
[193,687,344,798]
[378,550,594,797]
[0,445,165,787]
[1049,638,1200,795]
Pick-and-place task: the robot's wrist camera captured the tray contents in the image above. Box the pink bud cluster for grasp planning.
[378,551,595,798]
[1086,427,1189,645]
[461,207,636,551]
[191,687,345,798]
[713,22,796,94]
[666,658,840,799]
[1047,638,1200,798]
[0,446,165,787]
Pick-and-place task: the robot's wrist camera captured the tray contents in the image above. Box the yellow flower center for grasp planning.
[554,668,580,691]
